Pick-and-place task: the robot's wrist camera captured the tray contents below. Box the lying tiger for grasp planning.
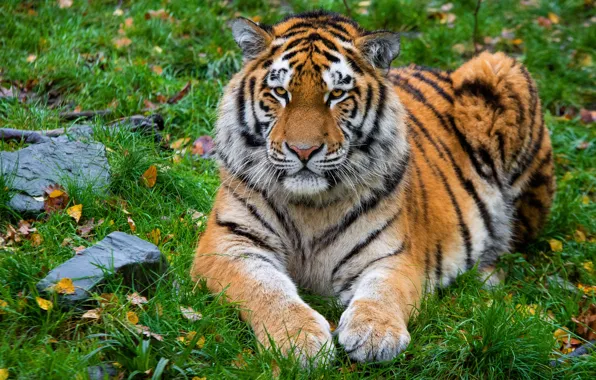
[191,11,555,364]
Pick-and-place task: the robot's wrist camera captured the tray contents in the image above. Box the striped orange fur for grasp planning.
[191,11,555,364]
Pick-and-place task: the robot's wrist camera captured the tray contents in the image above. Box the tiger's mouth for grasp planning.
[282,168,330,195]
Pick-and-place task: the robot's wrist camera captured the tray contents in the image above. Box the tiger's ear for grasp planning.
[229,18,272,61]
[356,31,400,71]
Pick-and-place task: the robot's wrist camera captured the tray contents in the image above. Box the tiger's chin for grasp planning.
[282,170,330,196]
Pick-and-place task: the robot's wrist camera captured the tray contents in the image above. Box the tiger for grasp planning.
[191,11,555,364]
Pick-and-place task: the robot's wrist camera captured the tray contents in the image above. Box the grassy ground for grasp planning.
[1,0,595,378]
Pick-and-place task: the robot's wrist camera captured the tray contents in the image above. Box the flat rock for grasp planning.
[36,232,166,307]
[0,134,109,214]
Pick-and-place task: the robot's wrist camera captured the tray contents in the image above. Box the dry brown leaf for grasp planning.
[113,37,132,49]
[57,0,73,9]
[73,245,86,254]
[191,136,214,157]
[44,184,69,213]
[135,325,164,341]
[54,278,75,294]
[180,306,202,321]
[141,165,157,188]
[152,65,163,75]
[127,292,148,306]
[67,204,83,222]
[30,233,43,247]
[167,81,191,104]
[124,17,134,28]
[127,216,137,233]
[82,308,102,319]
[170,137,191,150]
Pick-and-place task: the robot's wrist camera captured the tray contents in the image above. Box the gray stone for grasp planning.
[36,232,166,306]
[0,136,109,214]
[87,364,118,380]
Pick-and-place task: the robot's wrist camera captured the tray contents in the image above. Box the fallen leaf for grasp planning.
[141,165,157,188]
[26,54,37,63]
[77,218,97,237]
[148,228,161,245]
[127,292,148,306]
[67,204,83,222]
[580,109,595,124]
[145,9,170,20]
[113,37,132,49]
[124,17,134,28]
[0,299,7,314]
[549,239,563,252]
[57,0,73,9]
[583,195,591,205]
[36,297,53,311]
[180,306,202,321]
[191,136,215,157]
[127,216,137,233]
[81,308,102,319]
[99,293,119,307]
[511,38,523,45]
[49,189,64,198]
[73,245,86,254]
[44,184,69,213]
[143,99,157,110]
[134,325,164,341]
[127,311,139,325]
[0,369,8,380]
[583,262,594,273]
[167,81,191,104]
[548,12,560,24]
[576,141,590,150]
[152,65,163,75]
[54,278,75,294]
[170,137,191,150]
[31,233,43,247]
[153,46,163,54]
[113,8,124,16]
[537,16,552,28]
[575,229,587,243]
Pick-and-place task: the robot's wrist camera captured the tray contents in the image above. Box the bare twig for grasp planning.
[473,0,483,54]
[342,0,352,18]
[59,109,112,121]
[0,114,164,144]
[167,81,192,104]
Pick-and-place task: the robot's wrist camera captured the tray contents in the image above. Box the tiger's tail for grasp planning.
[451,52,555,248]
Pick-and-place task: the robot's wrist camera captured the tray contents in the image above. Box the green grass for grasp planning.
[1,0,595,378]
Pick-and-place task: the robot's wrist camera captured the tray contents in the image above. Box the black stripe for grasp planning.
[408,113,496,239]
[412,159,429,223]
[323,51,340,63]
[215,214,277,254]
[225,186,281,239]
[412,72,454,104]
[313,153,409,253]
[337,244,406,295]
[434,242,443,285]
[331,212,400,278]
[393,73,490,183]
[412,65,452,83]
[454,79,505,113]
[409,128,474,269]
[358,84,386,152]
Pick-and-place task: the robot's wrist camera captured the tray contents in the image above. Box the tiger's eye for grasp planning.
[331,89,345,98]
[274,87,287,96]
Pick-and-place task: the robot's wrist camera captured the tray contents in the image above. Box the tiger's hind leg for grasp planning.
[451,52,555,253]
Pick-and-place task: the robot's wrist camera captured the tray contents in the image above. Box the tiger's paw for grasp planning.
[257,302,335,367]
[336,299,410,362]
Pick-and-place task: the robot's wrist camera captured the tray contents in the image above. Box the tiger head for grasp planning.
[216,11,409,200]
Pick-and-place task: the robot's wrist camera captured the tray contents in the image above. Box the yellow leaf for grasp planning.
[127,311,139,325]
[170,137,190,150]
[512,38,523,45]
[127,216,137,233]
[562,172,573,181]
[31,233,43,247]
[58,0,73,9]
[67,204,83,222]
[148,228,161,245]
[196,335,206,349]
[582,195,590,205]
[192,377,206,380]
[54,278,75,294]
[26,54,37,63]
[153,46,163,54]
[113,37,132,49]
[0,369,8,380]
[547,12,560,24]
[141,165,157,188]
[549,239,563,252]
[152,65,163,75]
[0,299,7,314]
[574,229,587,243]
[36,297,53,311]
[49,189,64,198]
[583,261,593,273]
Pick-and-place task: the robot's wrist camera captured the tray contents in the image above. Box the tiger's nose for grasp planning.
[287,143,322,162]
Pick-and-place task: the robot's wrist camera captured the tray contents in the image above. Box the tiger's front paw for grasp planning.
[255,302,335,366]
[336,299,410,362]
